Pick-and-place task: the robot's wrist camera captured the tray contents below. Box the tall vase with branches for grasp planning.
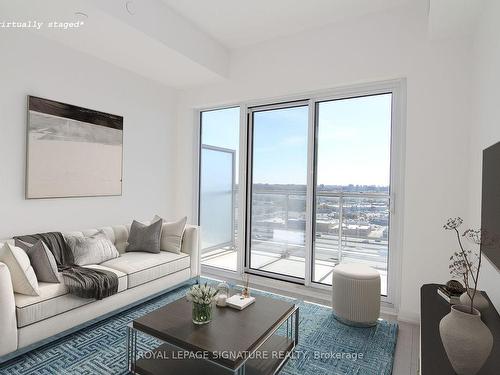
[443,217,494,314]
[440,217,494,375]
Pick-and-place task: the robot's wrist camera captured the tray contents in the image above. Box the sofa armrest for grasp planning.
[0,262,18,356]
[181,225,200,278]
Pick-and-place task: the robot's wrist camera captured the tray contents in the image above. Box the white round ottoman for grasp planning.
[332,263,381,327]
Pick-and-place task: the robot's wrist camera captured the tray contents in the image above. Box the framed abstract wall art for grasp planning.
[26,96,123,198]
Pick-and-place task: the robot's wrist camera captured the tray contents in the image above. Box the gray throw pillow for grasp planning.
[65,231,120,266]
[126,219,163,253]
[14,239,60,283]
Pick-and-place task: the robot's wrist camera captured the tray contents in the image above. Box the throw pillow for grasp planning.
[65,230,120,266]
[0,243,39,296]
[126,219,163,253]
[153,215,187,254]
[14,239,59,283]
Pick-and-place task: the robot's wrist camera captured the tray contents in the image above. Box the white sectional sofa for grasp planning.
[0,224,200,361]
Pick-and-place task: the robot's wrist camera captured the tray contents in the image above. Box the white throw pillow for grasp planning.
[65,230,120,266]
[153,215,187,254]
[0,243,39,296]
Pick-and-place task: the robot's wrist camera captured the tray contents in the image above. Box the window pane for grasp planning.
[314,195,340,283]
[200,107,240,271]
[341,196,389,296]
[249,105,308,279]
[314,94,392,295]
[316,94,392,192]
[200,147,234,250]
[314,196,389,295]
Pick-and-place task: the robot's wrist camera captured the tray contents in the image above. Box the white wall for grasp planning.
[0,1,490,322]
[0,31,179,238]
[175,2,474,320]
[468,0,500,310]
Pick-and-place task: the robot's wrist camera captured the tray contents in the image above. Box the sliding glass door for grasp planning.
[247,103,309,281]
[244,93,393,292]
[199,107,240,271]
[313,94,392,295]
[198,82,401,300]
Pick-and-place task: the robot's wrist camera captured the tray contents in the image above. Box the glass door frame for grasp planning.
[195,79,406,307]
[196,106,243,276]
[244,100,311,284]
[307,83,405,308]
[199,144,236,254]
[311,93,393,296]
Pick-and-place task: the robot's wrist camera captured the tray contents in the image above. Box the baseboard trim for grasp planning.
[203,271,400,320]
[397,309,420,325]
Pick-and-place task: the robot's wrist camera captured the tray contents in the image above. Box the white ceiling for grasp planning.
[163,0,412,49]
[0,0,229,88]
[1,0,482,88]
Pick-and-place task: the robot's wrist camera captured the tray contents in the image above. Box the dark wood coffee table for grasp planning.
[126,294,299,375]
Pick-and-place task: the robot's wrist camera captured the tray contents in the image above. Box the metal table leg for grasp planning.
[294,308,299,345]
[127,324,137,374]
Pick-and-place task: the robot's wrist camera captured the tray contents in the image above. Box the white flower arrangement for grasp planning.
[186,283,218,305]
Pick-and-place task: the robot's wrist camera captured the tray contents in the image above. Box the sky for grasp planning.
[201,106,241,183]
[201,93,392,187]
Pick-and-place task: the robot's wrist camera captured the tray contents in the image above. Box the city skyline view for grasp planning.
[200,94,391,292]
[201,93,392,187]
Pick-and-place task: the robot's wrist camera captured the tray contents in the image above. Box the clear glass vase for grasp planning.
[192,302,213,325]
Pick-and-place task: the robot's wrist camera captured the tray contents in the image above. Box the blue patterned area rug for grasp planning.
[0,280,398,375]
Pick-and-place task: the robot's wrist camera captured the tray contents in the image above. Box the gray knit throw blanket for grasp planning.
[14,232,118,300]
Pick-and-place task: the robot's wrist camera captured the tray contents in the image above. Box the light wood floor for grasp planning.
[204,274,420,374]
[392,320,420,375]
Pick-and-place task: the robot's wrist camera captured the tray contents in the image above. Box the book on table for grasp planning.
[226,295,256,310]
[437,285,461,305]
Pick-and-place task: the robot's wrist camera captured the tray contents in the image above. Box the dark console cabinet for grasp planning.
[420,284,500,374]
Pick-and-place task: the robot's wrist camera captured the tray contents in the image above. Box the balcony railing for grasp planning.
[201,187,389,293]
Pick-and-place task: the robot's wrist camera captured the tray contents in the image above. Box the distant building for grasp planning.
[343,224,371,236]
[316,220,332,233]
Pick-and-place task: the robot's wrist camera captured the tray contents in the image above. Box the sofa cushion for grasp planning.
[14,239,60,283]
[14,265,127,328]
[101,251,190,289]
[0,243,40,296]
[126,219,163,254]
[154,216,187,254]
[112,225,129,254]
[65,231,119,266]
[64,226,128,253]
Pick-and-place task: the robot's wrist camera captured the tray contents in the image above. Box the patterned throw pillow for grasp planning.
[65,231,120,266]
[14,239,59,283]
